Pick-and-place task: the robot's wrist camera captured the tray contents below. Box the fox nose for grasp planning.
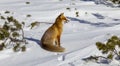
[66,19,70,23]
[66,17,70,23]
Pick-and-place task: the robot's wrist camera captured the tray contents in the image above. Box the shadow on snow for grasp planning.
[25,37,42,47]
[92,13,120,21]
[92,13,105,19]
[67,17,120,27]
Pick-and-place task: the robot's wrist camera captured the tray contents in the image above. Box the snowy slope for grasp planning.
[0,0,120,66]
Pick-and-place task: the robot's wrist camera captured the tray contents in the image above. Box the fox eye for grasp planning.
[63,17,67,20]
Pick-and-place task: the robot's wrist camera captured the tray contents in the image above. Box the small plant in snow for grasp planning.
[75,11,79,17]
[0,16,5,20]
[26,14,31,17]
[66,7,71,11]
[0,14,27,52]
[26,2,30,4]
[4,11,10,14]
[83,35,120,64]
[28,21,40,29]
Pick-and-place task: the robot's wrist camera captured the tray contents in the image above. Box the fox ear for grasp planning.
[59,13,64,18]
[60,13,64,16]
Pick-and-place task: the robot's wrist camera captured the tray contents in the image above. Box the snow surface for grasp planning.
[0,0,120,66]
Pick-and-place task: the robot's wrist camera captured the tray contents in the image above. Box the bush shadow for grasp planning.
[25,37,42,47]
[82,56,111,64]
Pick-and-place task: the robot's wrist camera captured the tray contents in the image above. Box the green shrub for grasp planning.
[0,43,5,51]
[21,46,26,52]
[0,16,5,20]
[0,13,27,52]
[96,35,120,60]
[28,21,40,29]
[83,35,120,63]
[108,0,120,4]
[13,44,20,52]
[4,11,10,14]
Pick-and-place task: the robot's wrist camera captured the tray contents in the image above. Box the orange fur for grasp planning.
[41,13,68,52]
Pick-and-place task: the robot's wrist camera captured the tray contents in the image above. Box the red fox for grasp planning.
[41,13,69,52]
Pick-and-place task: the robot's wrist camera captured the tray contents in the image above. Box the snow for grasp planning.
[0,0,120,66]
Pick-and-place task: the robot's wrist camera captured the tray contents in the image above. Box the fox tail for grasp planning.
[42,44,65,52]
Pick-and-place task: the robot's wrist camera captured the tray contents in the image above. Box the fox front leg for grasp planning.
[55,38,59,46]
[57,35,61,47]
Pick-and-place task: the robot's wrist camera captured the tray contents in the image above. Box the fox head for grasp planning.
[57,13,69,23]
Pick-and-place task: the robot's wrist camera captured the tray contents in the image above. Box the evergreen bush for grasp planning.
[108,0,120,4]
[83,35,120,63]
[0,13,27,52]
[96,35,120,60]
